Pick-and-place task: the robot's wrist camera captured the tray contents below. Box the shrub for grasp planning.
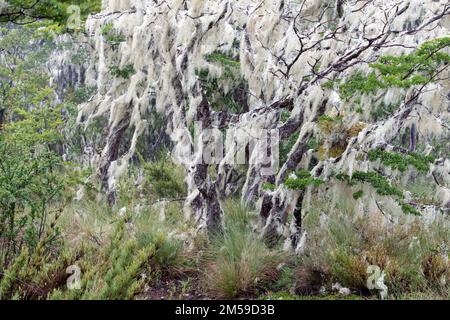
[49,219,155,300]
[141,156,187,200]
[367,148,434,173]
[0,213,75,300]
[0,138,62,268]
[296,197,450,298]
[1,212,156,300]
[110,64,135,79]
[284,170,323,191]
[134,204,187,271]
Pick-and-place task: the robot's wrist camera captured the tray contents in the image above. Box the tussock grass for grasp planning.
[202,200,285,298]
[134,203,191,271]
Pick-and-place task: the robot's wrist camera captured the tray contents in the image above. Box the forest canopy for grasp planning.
[0,0,101,24]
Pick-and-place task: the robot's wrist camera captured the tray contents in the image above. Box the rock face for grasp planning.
[78,0,450,242]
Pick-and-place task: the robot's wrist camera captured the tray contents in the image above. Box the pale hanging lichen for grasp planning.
[76,0,450,242]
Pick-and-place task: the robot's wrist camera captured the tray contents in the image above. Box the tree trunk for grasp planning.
[188,94,224,235]
[99,104,132,204]
[0,108,5,129]
[409,123,417,152]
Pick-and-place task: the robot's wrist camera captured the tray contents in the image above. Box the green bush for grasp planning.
[0,137,62,268]
[110,64,135,79]
[0,212,74,300]
[49,219,155,300]
[297,198,450,298]
[142,157,187,200]
[196,51,247,113]
[134,205,186,271]
[101,23,126,45]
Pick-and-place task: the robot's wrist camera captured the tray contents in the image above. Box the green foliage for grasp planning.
[64,85,97,105]
[368,148,435,172]
[370,102,400,121]
[0,137,62,267]
[206,52,240,78]
[400,204,420,216]
[262,182,276,192]
[337,171,403,198]
[221,199,252,229]
[339,71,381,100]
[0,213,75,300]
[321,79,335,90]
[134,205,186,270]
[336,171,421,215]
[284,170,323,191]
[1,0,68,24]
[262,292,365,300]
[0,247,29,298]
[66,0,101,19]
[0,199,190,300]
[0,23,81,159]
[0,0,101,25]
[371,38,450,87]
[110,64,135,79]
[197,52,246,113]
[339,38,450,100]
[5,105,63,146]
[327,246,368,289]
[0,25,57,123]
[318,115,343,122]
[49,219,155,300]
[141,155,187,199]
[279,131,299,166]
[350,148,436,215]
[60,102,105,161]
[301,200,449,297]
[279,110,291,123]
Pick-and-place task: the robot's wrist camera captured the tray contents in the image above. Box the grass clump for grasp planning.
[202,200,285,298]
[141,156,187,200]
